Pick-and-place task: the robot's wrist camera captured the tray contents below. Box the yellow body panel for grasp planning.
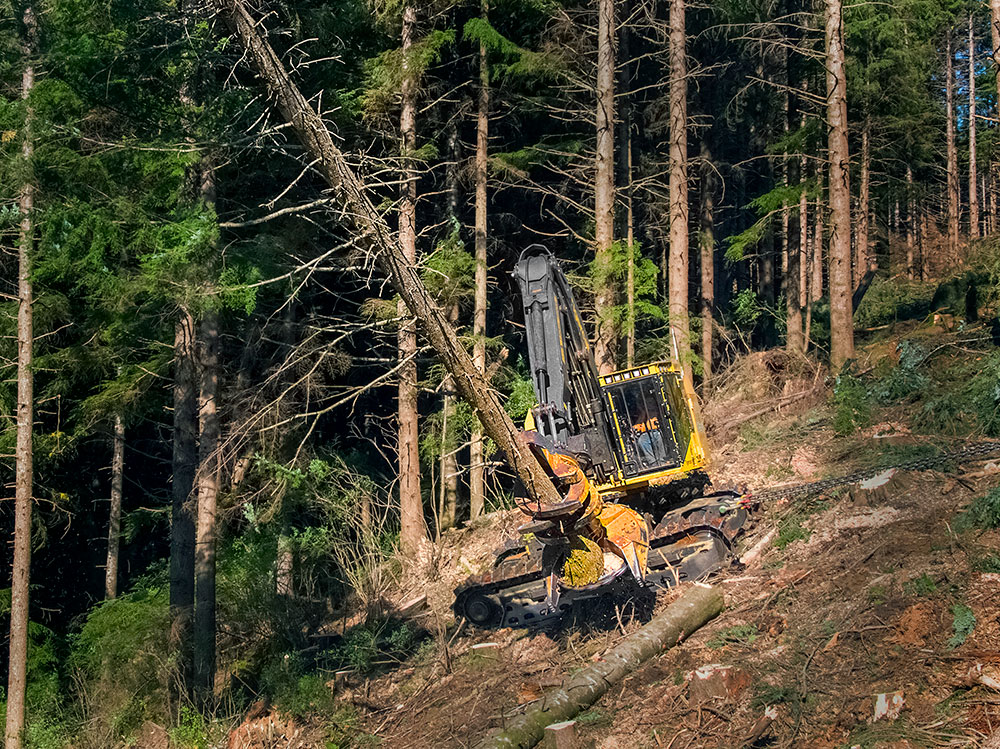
[523,360,709,501]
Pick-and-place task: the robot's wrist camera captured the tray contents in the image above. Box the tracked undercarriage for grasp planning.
[454,490,747,629]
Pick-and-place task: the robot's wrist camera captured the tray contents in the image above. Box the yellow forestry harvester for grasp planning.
[453,245,749,629]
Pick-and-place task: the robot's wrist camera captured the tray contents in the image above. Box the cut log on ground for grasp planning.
[474,584,724,749]
[211,0,563,510]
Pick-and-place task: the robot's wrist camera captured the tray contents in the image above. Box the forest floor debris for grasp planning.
[317,322,1000,748]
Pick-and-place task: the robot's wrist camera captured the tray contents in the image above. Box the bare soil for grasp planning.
[327,325,1000,749]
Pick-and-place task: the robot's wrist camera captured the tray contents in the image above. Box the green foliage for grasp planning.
[870,340,929,403]
[959,487,1000,531]
[918,351,1000,437]
[462,17,560,80]
[361,29,456,117]
[707,624,759,649]
[903,573,937,597]
[775,512,811,549]
[169,707,209,749]
[973,553,1000,573]
[947,604,975,649]
[422,225,475,307]
[503,367,537,423]
[259,653,338,719]
[69,586,170,740]
[731,289,763,331]
[832,372,872,435]
[854,278,935,328]
[326,619,423,673]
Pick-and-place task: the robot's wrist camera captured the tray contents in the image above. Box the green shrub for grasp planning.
[854,277,935,328]
[903,573,937,597]
[832,372,871,435]
[974,553,1000,573]
[871,340,929,403]
[947,604,975,649]
[960,487,1000,530]
[69,586,170,740]
[168,707,209,749]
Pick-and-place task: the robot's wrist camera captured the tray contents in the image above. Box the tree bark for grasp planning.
[469,0,489,522]
[211,0,565,510]
[906,165,915,280]
[440,311,459,532]
[969,13,979,240]
[857,118,871,279]
[105,413,125,599]
[6,9,36,746]
[945,29,960,260]
[698,141,715,381]
[825,0,854,369]
[786,134,804,354]
[194,308,219,697]
[473,585,723,749]
[398,3,426,556]
[593,0,617,375]
[170,305,198,688]
[669,0,692,381]
[811,174,824,303]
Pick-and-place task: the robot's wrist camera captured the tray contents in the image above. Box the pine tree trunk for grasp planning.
[474,585,723,749]
[6,10,36,746]
[593,0,617,374]
[170,305,198,690]
[440,311,459,532]
[469,2,489,521]
[969,14,980,240]
[105,414,125,599]
[799,134,809,315]
[857,118,871,278]
[825,0,854,369]
[699,141,715,381]
[946,29,960,260]
[786,135,804,354]
[669,0,692,381]
[906,166,916,280]
[194,308,219,697]
[398,3,426,556]
[811,179,824,303]
[213,0,565,511]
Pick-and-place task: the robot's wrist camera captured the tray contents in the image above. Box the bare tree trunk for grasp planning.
[969,13,980,240]
[440,309,459,532]
[170,305,198,691]
[474,585,723,749]
[625,131,636,369]
[593,0,616,374]
[946,29,960,261]
[398,3,426,556]
[906,166,915,279]
[469,1,489,521]
[811,182,824,303]
[212,0,565,510]
[786,130,804,354]
[799,141,809,313]
[699,141,714,381]
[194,308,219,697]
[6,10,36,746]
[857,118,871,278]
[669,0,692,381]
[105,414,125,599]
[825,0,854,369]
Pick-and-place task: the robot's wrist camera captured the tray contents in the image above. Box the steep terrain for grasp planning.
[248,316,1000,749]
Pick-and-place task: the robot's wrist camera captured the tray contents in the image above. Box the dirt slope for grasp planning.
[335,323,1000,749]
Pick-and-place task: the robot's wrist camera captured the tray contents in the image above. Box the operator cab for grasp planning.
[597,362,705,492]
